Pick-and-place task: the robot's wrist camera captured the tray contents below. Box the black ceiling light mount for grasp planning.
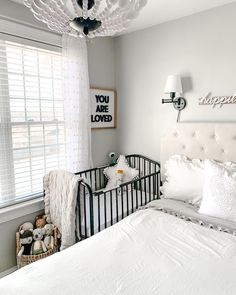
[70,17,102,36]
[69,0,101,36]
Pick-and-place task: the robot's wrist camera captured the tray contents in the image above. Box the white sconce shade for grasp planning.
[164,75,183,94]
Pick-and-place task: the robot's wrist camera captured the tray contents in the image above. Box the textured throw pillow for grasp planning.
[199,160,236,222]
[103,155,139,190]
[161,155,205,205]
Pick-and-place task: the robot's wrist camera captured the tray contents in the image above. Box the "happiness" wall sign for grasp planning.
[199,93,236,108]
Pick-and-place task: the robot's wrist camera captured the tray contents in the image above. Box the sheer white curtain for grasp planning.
[62,35,92,173]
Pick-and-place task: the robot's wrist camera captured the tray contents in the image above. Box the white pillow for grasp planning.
[161,155,205,204]
[199,160,236,222]
[103,155,139,190]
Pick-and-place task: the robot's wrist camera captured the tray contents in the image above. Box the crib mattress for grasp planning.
[82,189,156,236]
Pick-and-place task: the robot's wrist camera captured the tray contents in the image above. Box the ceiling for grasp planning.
[10,0,236,34]
[127,0,236,33]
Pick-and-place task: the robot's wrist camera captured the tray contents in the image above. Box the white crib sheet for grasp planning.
[82,189,157,235]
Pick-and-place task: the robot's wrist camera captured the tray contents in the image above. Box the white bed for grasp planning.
[1,122,236,295]
[1,199,236,295]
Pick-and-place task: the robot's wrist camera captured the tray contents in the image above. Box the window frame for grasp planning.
[0,20,64,209]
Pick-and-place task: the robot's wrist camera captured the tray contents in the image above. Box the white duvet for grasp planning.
[1,200,236,295]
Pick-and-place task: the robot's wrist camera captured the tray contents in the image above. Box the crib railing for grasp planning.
[76,154,160,240]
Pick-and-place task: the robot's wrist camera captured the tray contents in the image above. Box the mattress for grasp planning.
[148,198,236,231]
[1,199,236,295]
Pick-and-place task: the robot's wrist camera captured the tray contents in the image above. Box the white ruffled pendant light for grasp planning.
[23,0,148,38]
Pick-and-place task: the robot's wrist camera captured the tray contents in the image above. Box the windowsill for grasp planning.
[0,197,44,224]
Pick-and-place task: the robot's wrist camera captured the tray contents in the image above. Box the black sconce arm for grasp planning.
[162,95,187,111]
[162,98,174,104]
[162,92,177,104]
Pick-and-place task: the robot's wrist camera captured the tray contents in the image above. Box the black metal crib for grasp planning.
[75,154,160,240]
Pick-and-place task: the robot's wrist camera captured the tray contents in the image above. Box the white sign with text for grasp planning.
[199,93,236,108]
[90,89,116,129]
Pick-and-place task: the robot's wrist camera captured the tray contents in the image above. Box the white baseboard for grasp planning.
[0,266,17,279]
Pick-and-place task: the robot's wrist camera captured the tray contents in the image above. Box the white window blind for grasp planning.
[0,39,66,208]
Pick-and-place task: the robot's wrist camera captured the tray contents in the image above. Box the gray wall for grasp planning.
[0,211,43,273]
[0,0,116,273]
[114,2,236,162]
[88,38,117,166]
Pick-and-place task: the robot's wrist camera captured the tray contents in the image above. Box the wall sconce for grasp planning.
[162,75,187,111]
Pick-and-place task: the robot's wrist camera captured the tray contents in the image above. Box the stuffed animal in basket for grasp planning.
[18,229,33,257]
[31,228,47,255]
[19,222,34,232]
[35,215,47,228]
[44,224,54,250]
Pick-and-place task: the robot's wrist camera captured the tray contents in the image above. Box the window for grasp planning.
[0,39,66,208]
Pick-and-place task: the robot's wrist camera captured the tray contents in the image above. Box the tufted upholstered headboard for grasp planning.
[160,123,236,178]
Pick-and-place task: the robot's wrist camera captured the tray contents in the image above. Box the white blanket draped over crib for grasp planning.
[44,170,83,250]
